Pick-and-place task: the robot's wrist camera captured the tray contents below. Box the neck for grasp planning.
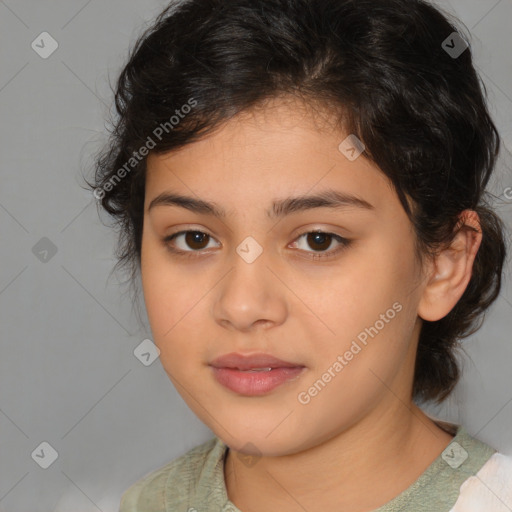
[224,401,454,512]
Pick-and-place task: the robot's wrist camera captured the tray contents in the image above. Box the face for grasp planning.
[141,97,428,456]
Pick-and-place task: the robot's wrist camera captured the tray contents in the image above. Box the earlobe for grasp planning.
[417,210,482,322]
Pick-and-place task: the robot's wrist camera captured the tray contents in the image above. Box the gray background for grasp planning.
[0,1,511,511]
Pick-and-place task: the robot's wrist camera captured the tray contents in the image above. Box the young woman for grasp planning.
[88,0,512,510]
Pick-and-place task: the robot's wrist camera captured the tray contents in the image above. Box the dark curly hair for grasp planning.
[85,0,507,404]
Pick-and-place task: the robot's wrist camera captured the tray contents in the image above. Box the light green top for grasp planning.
[119,424,496,512]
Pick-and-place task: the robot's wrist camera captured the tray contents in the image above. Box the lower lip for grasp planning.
[211,366,305,395]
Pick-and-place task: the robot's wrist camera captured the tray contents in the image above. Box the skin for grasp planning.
[140,95,482,511]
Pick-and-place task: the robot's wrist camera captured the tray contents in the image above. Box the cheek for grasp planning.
[305,240,418,380]
[140,240,211,375]
[141,240,183,343]
[141,243,169,336]
[313,238,414,335]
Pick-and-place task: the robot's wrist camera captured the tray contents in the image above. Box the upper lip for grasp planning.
[209,352,304,370]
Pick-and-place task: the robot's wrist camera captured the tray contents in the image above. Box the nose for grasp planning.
[211,249,288,333]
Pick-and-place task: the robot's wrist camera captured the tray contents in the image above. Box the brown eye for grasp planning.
[182,231,210,250]
[163,230,219,255]
[291,230,351,258]
[305,232,333,251]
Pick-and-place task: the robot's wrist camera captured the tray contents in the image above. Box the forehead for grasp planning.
[144,97,396,215]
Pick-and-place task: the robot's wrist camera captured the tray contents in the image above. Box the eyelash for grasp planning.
[162,230,352,261]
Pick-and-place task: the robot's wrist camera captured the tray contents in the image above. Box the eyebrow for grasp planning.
[147,189,375,219]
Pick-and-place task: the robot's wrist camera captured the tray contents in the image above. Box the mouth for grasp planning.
[209,352,306,395]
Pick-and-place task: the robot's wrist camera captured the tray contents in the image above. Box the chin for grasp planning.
[210,420,314,457]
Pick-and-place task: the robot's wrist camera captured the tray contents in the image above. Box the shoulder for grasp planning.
[119,437,222,512]
[449,452,512,511]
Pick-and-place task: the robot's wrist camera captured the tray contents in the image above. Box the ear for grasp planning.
[417,210,482,322]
